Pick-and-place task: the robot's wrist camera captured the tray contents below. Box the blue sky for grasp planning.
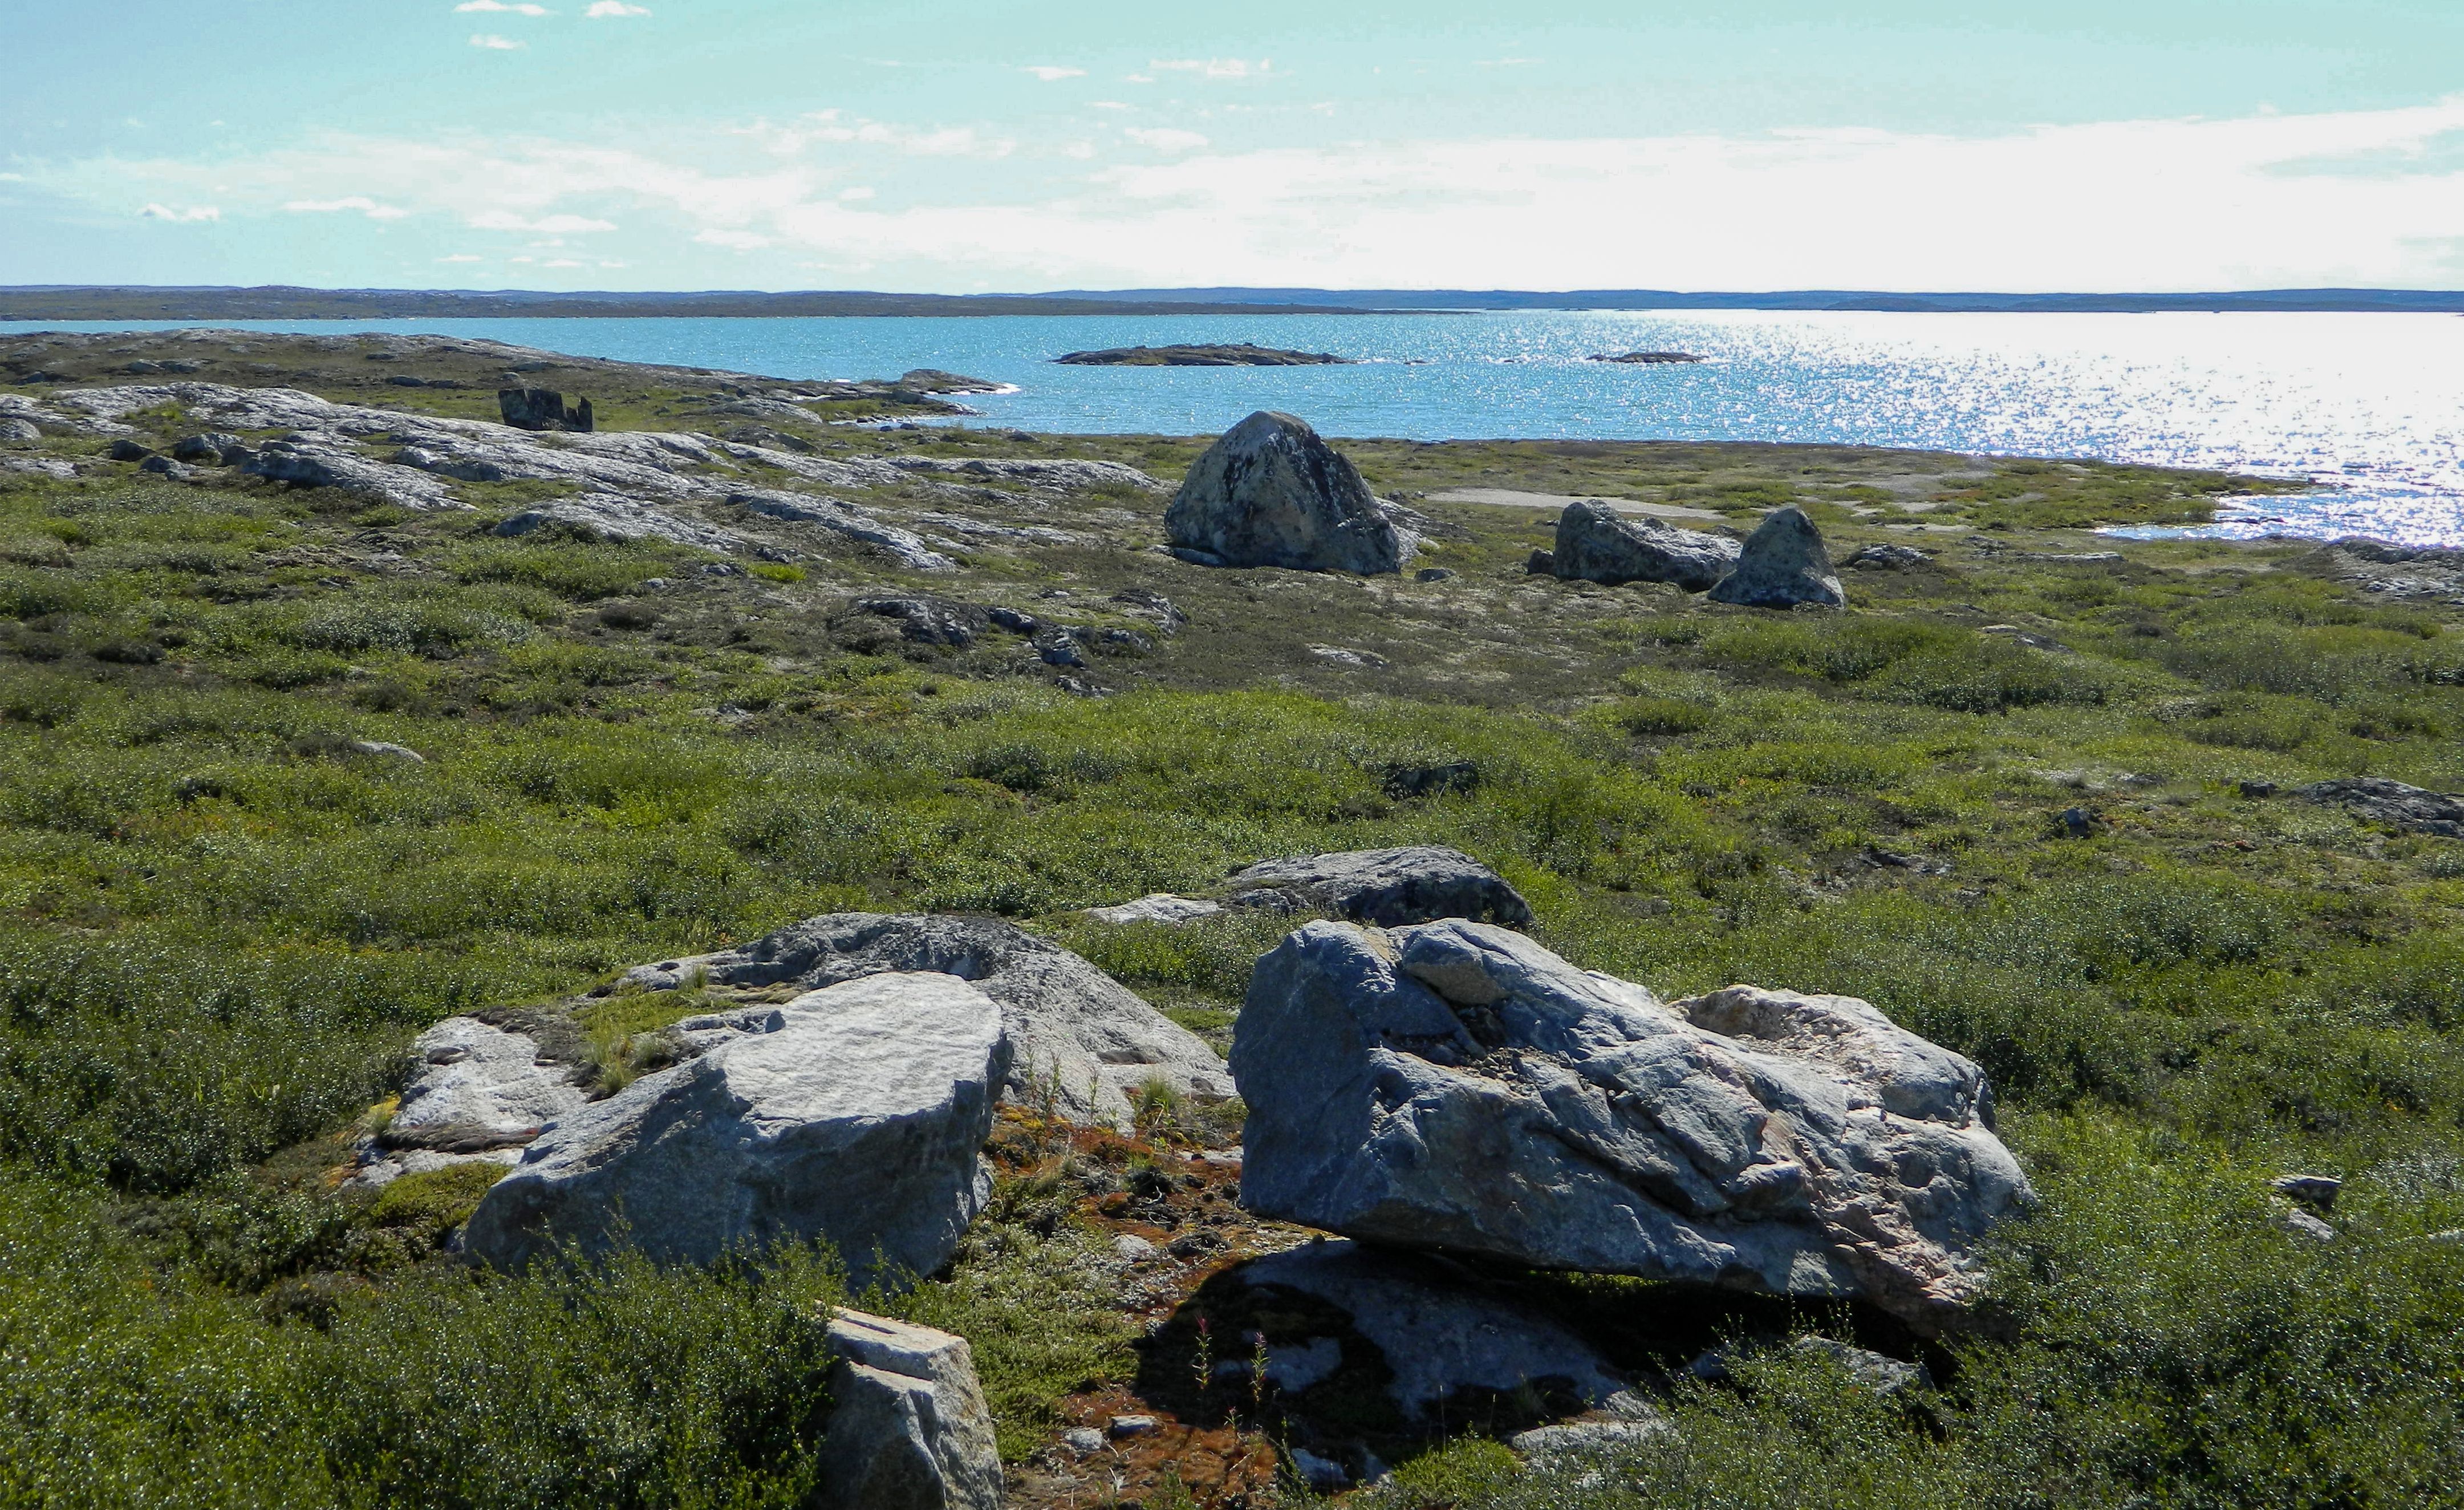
[5,1,2463,292]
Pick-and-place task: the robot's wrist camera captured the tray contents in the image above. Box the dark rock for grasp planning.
[497,388,595,433]
[1033,629,1086,667]
[2238,780,2278,799]
[898,368,1005,393]
[1164,411,1402,575]
[136,455,190,480]
[2272,1174,2341,1210]
[2300,777,2464,838]
[985,607,1042,635]
[1847,543,1932,571]
[387,374,429,388]
[1225,845,1532,928]
[1710,506,1845,607]
[171,432,244,464]
[1525,548,1556,575]
[107,439,155,462]
[1108,587,1187,632]
[1231,919,2033,1334]
[1553,501,1740,591]
[856,597,991,648]
[1415,567,1456,582]
[2057,806,2098,838]
[1586,351,1704,364]
[1055,343,1351,367]
[1381,760,1480,800]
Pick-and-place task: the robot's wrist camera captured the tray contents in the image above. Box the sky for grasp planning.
[5,1,2464,294]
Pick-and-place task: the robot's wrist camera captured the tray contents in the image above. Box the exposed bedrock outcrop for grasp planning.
[1229,919,2031,1334]
[463,972,1008,1281]
[2300,776,2464,838]
[1164,410,1403,575]
[1708,505,1846,608]
[1552,500,1741,591]
[617,912,1233,1127]
[1225,846,1533,928]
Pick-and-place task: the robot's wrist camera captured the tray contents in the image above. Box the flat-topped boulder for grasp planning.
[463,972,1008,1281]
[1056,343,1351,366]
[820,1310,1005,1510]
[1709,505,1845,608]
[616,912,1233,1127]
[1226,846,1532,928]
[1553,500,1740,591]
[1165,411,1402,575]
[1231,919,2032,1334]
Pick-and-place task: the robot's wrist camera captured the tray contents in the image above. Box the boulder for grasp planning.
[1708,506,1845,608]
[1229,1239,1631,1420]
[855,597,991,648]
[2300,777,2464,839]
[1552,502,1740,591]
[171,432,245,464]
[243,437,466,512]
[729,489,959,573]
[0,418,39,444]
[1230,919,2032,1334]
[498,387,594,433]
[819,1309,1004,1510]
[614,913,1234,1127]
[1846,543,1931,571]
[1085,894,1226,926]
[1225,846,1532,928]
[462,972,1008,1280]
[1164,411,1403,575]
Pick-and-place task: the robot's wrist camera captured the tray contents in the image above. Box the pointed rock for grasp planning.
[1164,410,1402,574]
[1709,506,1845,607]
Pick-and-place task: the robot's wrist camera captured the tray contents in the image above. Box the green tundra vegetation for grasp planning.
[1,352,2460,1508]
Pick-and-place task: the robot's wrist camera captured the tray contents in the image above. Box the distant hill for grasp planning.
[3,284,2459,320]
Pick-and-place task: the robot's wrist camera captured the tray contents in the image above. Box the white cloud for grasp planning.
[1151,58,1268,79]
[283,195,410,220]
[1123,74,1154,84]
[1024,66,1085,82]
[543,258,583,266]
[468,210,618,233]
[1123,128,1207,152]
[584,1,650,14]
[437,253,484,262]
[1089,101,1128,111]
[839,185,875,200]
[139,203,219,222]
[1063,141,1096,160]
[469,34,525,49]
[0,172,23,182]
[696,228,771,250]
[457,1,553,13]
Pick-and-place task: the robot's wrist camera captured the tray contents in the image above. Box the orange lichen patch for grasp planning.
[1010,1387,1285,1509]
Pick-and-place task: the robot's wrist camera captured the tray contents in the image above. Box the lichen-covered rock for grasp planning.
[1225,846,1532,928]
[2300,776,2464,838]
[462,972,1007,1281]
[1231,919,2031,1334]
[1708,506,1845,607]
[1164,411,1402,575]
[494,494,750,551]
[1553,501,1739,590]
[383,1017,586,1156]
[819,1309,1005,1510]
[616,913,1233,1127]
[243,437,467,511]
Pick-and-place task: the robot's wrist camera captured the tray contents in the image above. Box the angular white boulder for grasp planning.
[463,972,1008,1281]
[1164,411,1403,575]
[820,1309,1005,1510]
[385,1016,586,1155]
[618,913,1233,1129]
[1230,920,2031,1334]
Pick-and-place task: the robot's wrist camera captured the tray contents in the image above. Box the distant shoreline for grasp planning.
[3,285,2462,321]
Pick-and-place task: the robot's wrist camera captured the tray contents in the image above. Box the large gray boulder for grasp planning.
[2300,777,2464,838]
[1164,411,1402,575]
[1553,501,1740,591]
[616,913,1233,1128]
[820,1309,1005,1510]
[1225,846,1533,928]
[1231,920,2031,1334]
[1708,506,1844,608]
[463,972,1008,1281]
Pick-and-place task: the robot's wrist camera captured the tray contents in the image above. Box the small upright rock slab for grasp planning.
[1553,501,1740,591]
[498,388,594,433]
[1164,411,1403,575]
[820,1309,1004,1510]
[1708,506,1845,608]
[463,972,1008,1282]
[1231,919,2032,1334]
[1225,846,1533,928]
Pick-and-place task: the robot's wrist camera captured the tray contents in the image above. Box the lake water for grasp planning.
[13,310,2464,546]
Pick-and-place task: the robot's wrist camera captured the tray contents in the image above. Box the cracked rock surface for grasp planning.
[1231,919,2032,1334]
